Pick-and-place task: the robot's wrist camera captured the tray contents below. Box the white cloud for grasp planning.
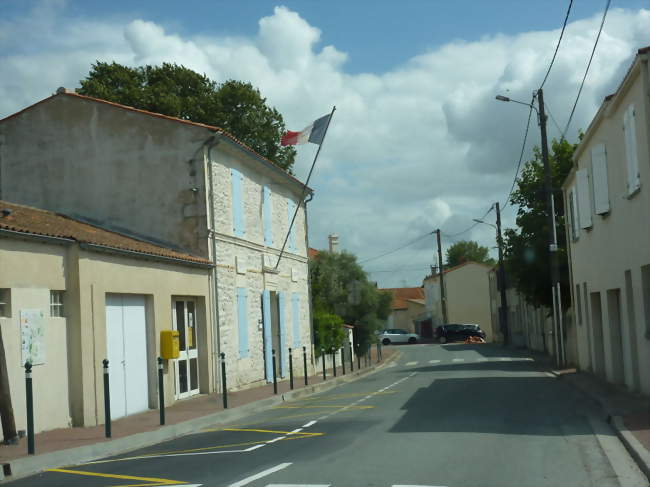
[1,3,649,287]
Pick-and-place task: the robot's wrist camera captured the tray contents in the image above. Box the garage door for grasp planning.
[106,294,149,419]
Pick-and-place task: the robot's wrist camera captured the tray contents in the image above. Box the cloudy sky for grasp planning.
[2,1,649,287]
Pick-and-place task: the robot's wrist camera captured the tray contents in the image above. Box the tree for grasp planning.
[309,251,392,353]
[446,240,495,267]
[78,62,297,172]
[503,137,577,309]
[313,309,346,355]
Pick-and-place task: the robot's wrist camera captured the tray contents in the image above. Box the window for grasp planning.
[591,144,610,215]
[576,168,592,229]
[568,187,579,240]
[287,199,297,252]
[262,186,273,246]
[292,293,301,348]
[0,289,10,317]
[623,104,640,195]
[50,290,65,317]
[231,168,246,237]
[237,288,249,358]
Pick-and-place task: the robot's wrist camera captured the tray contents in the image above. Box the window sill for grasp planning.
[626,184,641,199]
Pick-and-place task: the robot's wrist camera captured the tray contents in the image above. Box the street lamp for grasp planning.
[496,88,563,365]
[473,205,509,346]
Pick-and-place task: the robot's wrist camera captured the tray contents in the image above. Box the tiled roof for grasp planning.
[308,247,320,259]
[0,201,211,266]
[379,287,425,310]
[0,89,311,192]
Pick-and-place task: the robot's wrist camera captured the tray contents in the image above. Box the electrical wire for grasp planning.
[539,0,574,89]
[366,266,432,273]
[359,231,435,264]
[561,0,611,141]
[503,95,535,208]
[544,102,564,135]
[441,205,495,239]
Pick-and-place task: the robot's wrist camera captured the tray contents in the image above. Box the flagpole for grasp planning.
[274,106,336,269]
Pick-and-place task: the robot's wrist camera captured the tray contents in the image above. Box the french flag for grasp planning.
[281,113,332,146]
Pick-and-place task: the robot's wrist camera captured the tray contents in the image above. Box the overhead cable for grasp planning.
[539,0,574,89]
[359,231,434,264]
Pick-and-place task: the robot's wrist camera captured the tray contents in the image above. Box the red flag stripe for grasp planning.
[281,131,301,146]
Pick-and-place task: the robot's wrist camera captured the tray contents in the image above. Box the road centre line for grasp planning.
[48,468,185,485]
[228,462,292,487]
[302,420,317,428]
[267,484,331,486]
[267,436,286,443]
[452,358,464,362]
[429,360,441,364]
[405,361,418,366]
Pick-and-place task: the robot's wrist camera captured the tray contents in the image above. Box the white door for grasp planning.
[105,294,149,419]
[172,299,199,399]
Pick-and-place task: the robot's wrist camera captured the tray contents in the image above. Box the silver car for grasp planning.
[378,328,419,345]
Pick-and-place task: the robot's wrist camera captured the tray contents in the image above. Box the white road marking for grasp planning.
[244,444,265,452]
[267,436,286,444]
[167,484,204,487]
[475,358,488,362]
[267,484,331,486]
[302,420,317,428]
[392,485,448,487]
[405,361,418,366]
[499,357,512,361]
[387,362,397,367]
[429,360,441,364]
[452,358,464,362]
[228,463,292,487]
[289,428,303,434]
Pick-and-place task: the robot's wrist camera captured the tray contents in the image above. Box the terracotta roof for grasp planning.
[0,201,211,266]
[0,90,311,192]
[423,260,493,280]
[308,247,320,259]
[379,287,425,310]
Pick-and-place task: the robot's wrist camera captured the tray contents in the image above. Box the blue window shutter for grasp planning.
[292,293,301,348]
[231,168,245,237]
[237,288,249,358]
[287,199,296,252]
[262,290,273,382]
[279,292,287,377]
[263,186,273,246]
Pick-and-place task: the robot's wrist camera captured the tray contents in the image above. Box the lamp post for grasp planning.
[473,201,508,345]
[496,89,563,365]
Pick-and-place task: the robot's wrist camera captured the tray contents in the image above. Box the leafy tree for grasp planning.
[446,240,495,267]
[503,137,577,309]
[309,251,392,352]
[78,62,297,172]
[313,310,346,356]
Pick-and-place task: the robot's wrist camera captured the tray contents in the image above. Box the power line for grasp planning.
[359,231,434,264]
[539,0,574,89]
[561,0,610,141]
[503,95,535,207]
[366,266,432,273]
[544,102,564,135]
[441,205,495,239]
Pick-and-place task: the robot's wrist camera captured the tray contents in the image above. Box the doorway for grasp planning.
[262,290,287,382]
[172,299,199,399]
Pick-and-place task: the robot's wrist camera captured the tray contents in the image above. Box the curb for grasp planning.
[1,351,400,483]
[611,416,650,481]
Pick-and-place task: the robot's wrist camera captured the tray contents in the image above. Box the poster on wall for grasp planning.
[21,309,46,365]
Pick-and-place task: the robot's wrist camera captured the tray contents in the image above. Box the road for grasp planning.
[10,343,648,487]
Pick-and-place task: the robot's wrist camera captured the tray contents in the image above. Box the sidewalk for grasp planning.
[551,367,650,479]
[0,347,395,482]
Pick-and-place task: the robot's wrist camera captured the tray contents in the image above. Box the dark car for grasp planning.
[435,323,486,343]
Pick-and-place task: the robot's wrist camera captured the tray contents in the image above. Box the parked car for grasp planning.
[435,324,486,343]
[378,328,419,345]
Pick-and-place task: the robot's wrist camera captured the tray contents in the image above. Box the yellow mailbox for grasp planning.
[160,330,180,359]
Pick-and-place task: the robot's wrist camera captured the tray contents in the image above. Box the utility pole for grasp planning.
[537,89,563,367]
[435,229,448,324]
[495,202,509,345]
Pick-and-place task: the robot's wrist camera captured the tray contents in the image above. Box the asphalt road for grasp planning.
[9,343,649,487]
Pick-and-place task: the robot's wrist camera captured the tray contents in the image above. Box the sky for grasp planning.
[1,0,649,287]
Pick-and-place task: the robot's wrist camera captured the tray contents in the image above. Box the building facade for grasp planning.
[0,201,214,432]
[562,47,650,395]
[382,287,425,334]
[0,90,314,398]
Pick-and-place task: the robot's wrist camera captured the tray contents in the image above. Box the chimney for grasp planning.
[328,234,339,253]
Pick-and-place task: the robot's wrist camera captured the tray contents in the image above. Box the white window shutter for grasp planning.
[576,169,592,229]
[569,187,579,240]
[591,144,610,215]
[623,105,640,195]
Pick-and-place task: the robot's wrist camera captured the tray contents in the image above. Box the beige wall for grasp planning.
[0,235,213,432]
[563,55,650,395]
[389,301,426,334]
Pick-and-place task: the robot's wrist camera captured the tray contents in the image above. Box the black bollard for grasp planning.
[272,349,278,394]
[357,345,361,370]
[349,343,354,372]
[289,347,294,390]
[377,343,381,362]
[158,357,165,425]
[221,352,228,409]
[25,362,34,455]
[332,348,337,377]
[321,348,326,380]
[341,347,346,375]
[303,346,308,386]
[103,359,111,438]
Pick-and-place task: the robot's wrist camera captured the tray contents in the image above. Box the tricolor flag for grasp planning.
[281,114,332,146]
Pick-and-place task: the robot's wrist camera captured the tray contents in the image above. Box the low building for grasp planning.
[423,261,495,341]
[0,201,214,433]
[381,287,425,334]
[562,46,650,395]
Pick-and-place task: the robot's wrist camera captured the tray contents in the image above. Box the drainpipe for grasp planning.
[303,192,315,366]
[206,135,222,393]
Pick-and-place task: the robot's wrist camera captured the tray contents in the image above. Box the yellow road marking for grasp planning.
[294,391,397,400]
[223,428,321,436]
[274,405,374,409]
[48,468,183,486]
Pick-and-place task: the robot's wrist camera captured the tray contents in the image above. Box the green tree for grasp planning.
[78,62,297,172]
[445,240,495,267]
[503,137,577,309]
[309,251,392,352]
[313,309,346,356]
